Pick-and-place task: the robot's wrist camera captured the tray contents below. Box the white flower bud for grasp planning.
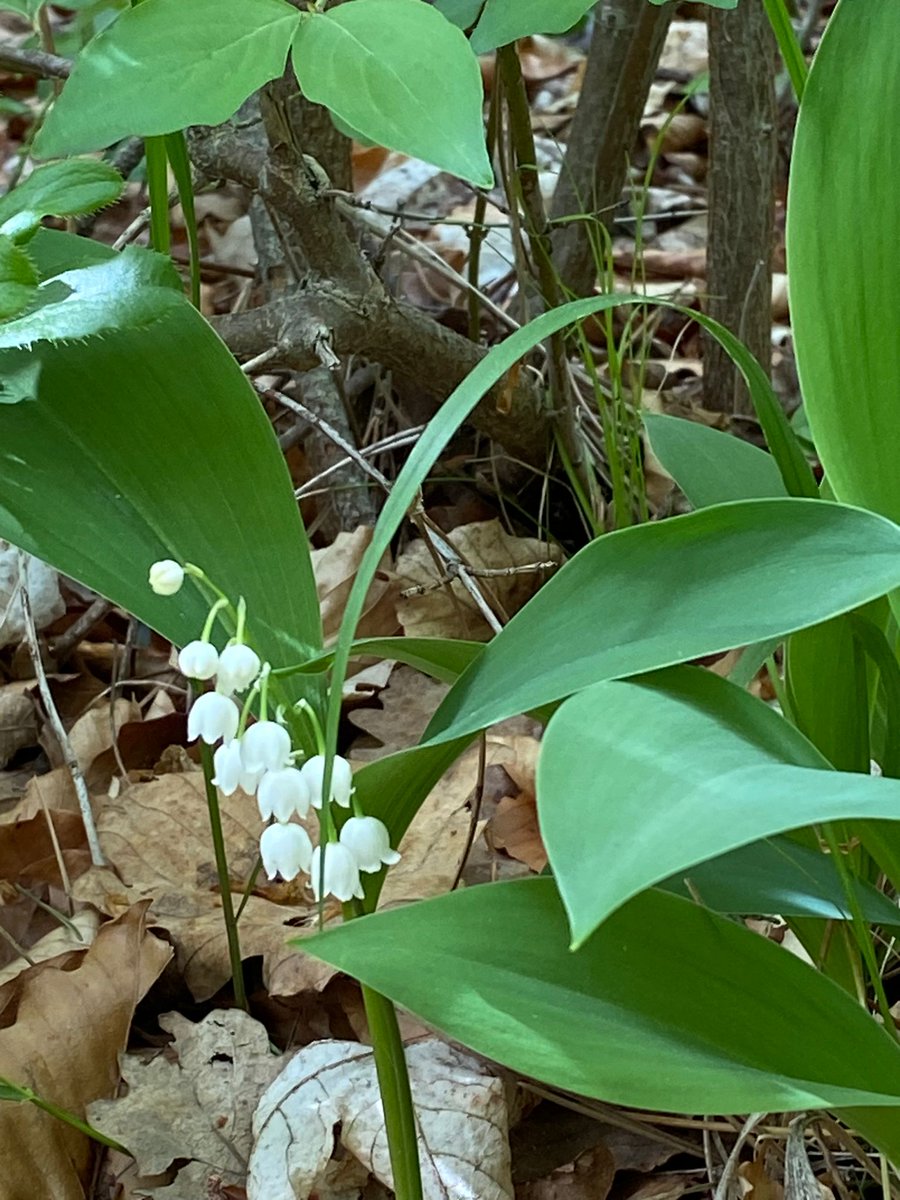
[339,816,401,873]
[178,639,219,681]
[257,767,311,823]
[260,821,312,881]
[216,643,261,695]
[187,692,240,745]
[300,754,354,809]
[310,841,364,902]
[149,559,184,596]
[241,720,292,773]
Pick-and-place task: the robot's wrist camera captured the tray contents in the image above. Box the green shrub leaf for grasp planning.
[292,0,493,186]
[35,0,298,158]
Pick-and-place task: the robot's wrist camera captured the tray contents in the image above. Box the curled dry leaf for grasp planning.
[0,908,99,989]
[0,903,171,1200]
[248,1038,513,1200]
[88,1009,284,1200]
[396,520,562,641]
[0,543,65,649]
[72,773,335,999]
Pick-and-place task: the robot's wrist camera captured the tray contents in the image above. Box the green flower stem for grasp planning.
[361,984,423,1200]
[199,741,248,1011]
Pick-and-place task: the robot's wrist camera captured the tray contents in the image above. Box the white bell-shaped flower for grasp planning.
[339,816,401,874]
[212,739,242,795]
[178,639,219,681]
[216,643,261,695]
[260,821,312,881]
[301,754,354,809]
[187,692,240,745]
[257,767,311,823]
[149,559,184,596]
[310,841,364,901]
[241,720,291,773]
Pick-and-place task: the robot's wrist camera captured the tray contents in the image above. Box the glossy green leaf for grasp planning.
[302,877,900,1152]
[468,0,595,52]
[35,0,298,158]
[649,0,737,6]
[292,0,492,187]
[0,291,321,667]
[643,412,786,507]
[788,0,900,522]
[0,248,183,348]
[0,159,123,235]
[425,500,900,745]
[28,227,116,278]
[658,836,900,929]
[0,234,38,320]
[539,666,900,946]
[433,0,483,28]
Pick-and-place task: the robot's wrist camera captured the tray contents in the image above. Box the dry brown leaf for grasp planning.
[0,909,99,988]
[395,520,562,641]
[248,1038,513,1200]
[348,666,448,760]
[0,807,88,886]
[517,1145,616,1200]
[740,1159,785,1200]
[88,1009,284,1200]
[0,903,171,1200]
[64,697,140,779]
[0,544,65,648]
[312,526,399,643]
[0,683,37,769]
[0,765,78,825]
[72,773,333,999]
[489,790,547,873]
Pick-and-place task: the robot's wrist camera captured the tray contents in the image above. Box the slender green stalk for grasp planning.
[199,741,248,1010]
[165,131,201,307]
[762,0,808,101]
[144,136,171,254]
[361,984,423,1200]
[467,84,501,342]
[0,1076,129,1153]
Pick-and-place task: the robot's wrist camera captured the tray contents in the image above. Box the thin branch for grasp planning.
[0,42,71,80]
[17,552,105,866]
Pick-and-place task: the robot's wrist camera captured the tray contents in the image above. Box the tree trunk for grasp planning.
[703,3,777,415]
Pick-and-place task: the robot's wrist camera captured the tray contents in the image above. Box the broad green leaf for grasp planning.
[291,0,493,187]
[788,0,900,523]
[539,666,900,944]
[643,412,786,507]
[0,248,183,347]
[433,0,483,28]
[0,159,123,235]
[468,0,596,53]
[323,292,814,763]
[424,500,900,746]
[658,836,900,929]
[649,0,737,6]
[35,0,298,158]
[0,234,38,320]
[0,295,322,670]
[302,877,900,1153]
[0,350,41,404]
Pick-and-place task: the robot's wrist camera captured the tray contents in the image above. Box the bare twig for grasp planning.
[0,42,71,80]
[50,596,112,661]
[17,552,105,866]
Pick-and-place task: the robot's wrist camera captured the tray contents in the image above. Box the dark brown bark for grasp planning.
[549,0,672,297]
[703,3,778,415]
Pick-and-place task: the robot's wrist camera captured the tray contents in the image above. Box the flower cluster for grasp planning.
[150,559,400,903]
